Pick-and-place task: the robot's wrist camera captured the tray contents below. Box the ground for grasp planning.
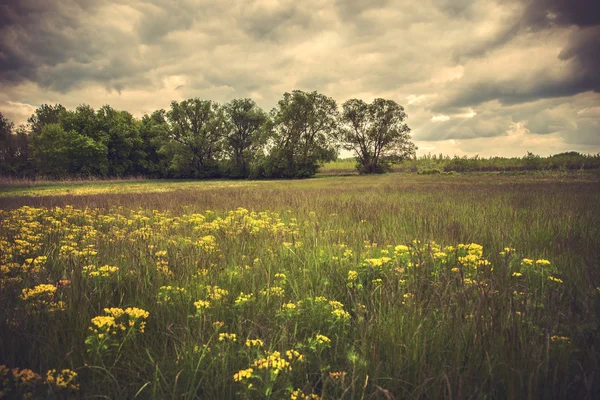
[1,171,599,399]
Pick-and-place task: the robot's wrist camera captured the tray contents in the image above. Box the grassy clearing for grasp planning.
[0,179,270,198]
[1,173,600,399]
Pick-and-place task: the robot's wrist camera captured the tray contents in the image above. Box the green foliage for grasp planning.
[26,103,66,137]
[266,90,338,178]
[165,99,227,178]
[30,124,107,177]
[0,113,30,177]
[223,98,270,178]
[138,110,170,177]
[338,98,416,174]
[394,152,600,173]
[97,105,145,177]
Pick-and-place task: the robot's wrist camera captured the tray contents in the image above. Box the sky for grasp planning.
[1,0,599,157]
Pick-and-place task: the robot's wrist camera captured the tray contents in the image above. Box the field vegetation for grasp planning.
[1,173,600,399]
[320,153,600,175]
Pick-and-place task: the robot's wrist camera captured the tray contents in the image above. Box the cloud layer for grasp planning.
[1,0,599,156]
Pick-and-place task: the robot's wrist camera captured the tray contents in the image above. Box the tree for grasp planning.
[268,90,338,178]
[0,113,30,177]
[30,124,107,177]
[165,98,228,178]
[223,98,270,178]
[0,112,15,169]
[139,110,170,177]
[27,104,66,137]
[61,104,106,143]
[338,98,416,174]
[96,105,144,176]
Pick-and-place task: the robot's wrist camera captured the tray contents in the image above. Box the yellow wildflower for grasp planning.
[233,368,253,381]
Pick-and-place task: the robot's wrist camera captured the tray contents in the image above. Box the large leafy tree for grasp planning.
[59,104,109,175]
[27,104,66,137]
[165,98,228,178]
[139,110,170,177]
[30,124,107,177]
[0,113,30,177]
[268,90,338,178]
[61,104,105,143]
[223,98,270,178]
[96,105,144,176]
[0,112,15,170]
[338,98,416,174]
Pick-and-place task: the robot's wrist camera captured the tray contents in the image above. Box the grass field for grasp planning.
[1,172,600,399]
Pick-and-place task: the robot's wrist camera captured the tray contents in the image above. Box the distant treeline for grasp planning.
[393,152,600,173]
[0,90,416,179]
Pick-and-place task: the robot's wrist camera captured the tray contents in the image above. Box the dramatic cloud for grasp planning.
[1,0,599,156]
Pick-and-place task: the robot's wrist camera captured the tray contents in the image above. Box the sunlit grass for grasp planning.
[0,179,271,198]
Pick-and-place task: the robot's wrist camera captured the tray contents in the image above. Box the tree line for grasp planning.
[383,152,600,174]
[0,90,416,179]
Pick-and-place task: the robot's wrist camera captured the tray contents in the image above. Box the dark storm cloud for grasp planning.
[558,26,600,90]
[0,0,99,84]
[521,0,600,28]
[523,0,600,94]
[0,0,148,92]
[434,0,600,112]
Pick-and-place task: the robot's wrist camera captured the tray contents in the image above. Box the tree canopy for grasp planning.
[0,91,419,179]
[338,98,416,174]
[267,90,339,178]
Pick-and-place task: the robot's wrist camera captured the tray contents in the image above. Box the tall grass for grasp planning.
[1,173,599,399]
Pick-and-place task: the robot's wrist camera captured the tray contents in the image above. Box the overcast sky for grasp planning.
[1,0,599,157]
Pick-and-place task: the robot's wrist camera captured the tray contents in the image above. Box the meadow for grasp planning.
[1,172,600,399]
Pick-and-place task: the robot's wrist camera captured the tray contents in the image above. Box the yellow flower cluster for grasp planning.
[260,286,285,297]
[45,369,79,390]
[364,257,392,268]
[252,351,292,373]
[83,264,119,278]
[218,333,237,342]
[245,338,264,348]
[290,389,321,399]
[20,283,65,313]
[194,300,211,310]
[206,285,229,301]
[0,365,79,397]
[347,270,358,282]
[329,371,346,380]
[329,300,344,309]
[233,368,254,381]
[235,292,254,305]
[21,283,56,300]
[90,307,150,336]
[314,334,331,345]
[157,286,187,304]
[331,309,350,320]
[196,235,217,252]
